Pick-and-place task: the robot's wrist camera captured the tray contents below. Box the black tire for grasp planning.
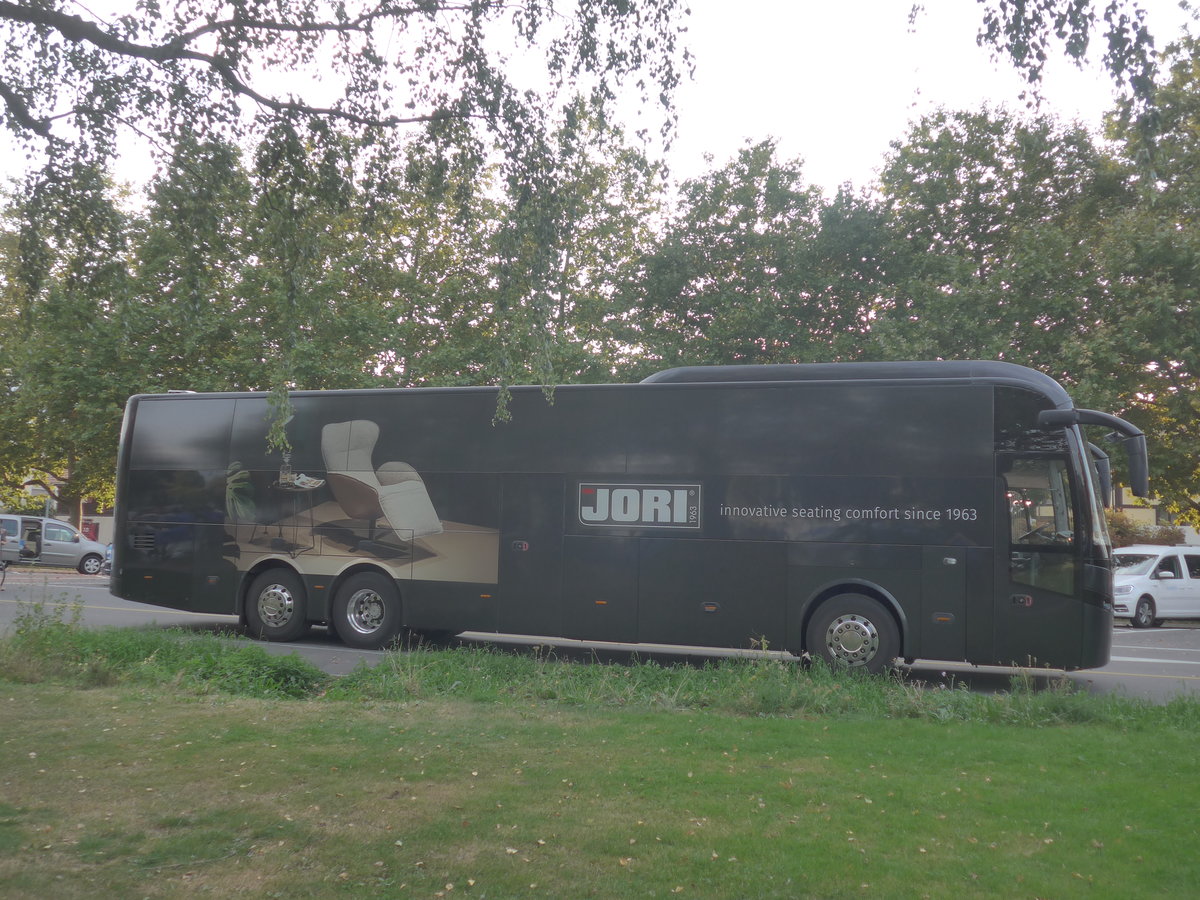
[331,571,404,650]
[1131,596,1156,629]
[245,569,309,642]
[805,594,900,675]
[78,554,103,575]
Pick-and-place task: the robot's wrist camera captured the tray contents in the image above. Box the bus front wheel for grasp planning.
[332,572,404,650]
[806,594,900,675]
[246,569,309,643]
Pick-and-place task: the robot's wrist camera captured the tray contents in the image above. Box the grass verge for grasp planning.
[1,596,1197,898]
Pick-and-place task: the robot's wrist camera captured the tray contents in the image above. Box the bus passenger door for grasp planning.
[994,456,1082,668]
[498,475,564,638]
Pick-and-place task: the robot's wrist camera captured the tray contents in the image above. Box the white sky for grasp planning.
[663,0,1197,192]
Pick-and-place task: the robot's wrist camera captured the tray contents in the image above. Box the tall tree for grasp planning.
[872,107,1134,392]
[1101,34,1200,521]
[626,141,835,372]
[130,135,257,392]
[0,163,135,519]
[0,0,692,442]
[360,132,505,388]
[0,1,689,169]
[490,102,664,387]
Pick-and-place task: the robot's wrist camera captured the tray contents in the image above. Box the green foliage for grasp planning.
[975,0,1158,110]
[626,140,853,371]
[0,160,135,515]
[1105,509,1187,547]
[4,614,1195,730]
[873,108,1131,381]
[0,0,688,493]
[5,21,1200,514]
[0,493,51,515]
[0,2,690,171]
[1100,35,1200,522]
[0,594,329,699]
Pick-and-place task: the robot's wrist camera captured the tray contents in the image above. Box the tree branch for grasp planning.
[0,0,488,130]
[0,75,52,137]
[170,3,496,47]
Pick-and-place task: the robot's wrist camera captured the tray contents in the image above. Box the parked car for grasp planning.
[0,514,108,575]
[1112,545,1200,627]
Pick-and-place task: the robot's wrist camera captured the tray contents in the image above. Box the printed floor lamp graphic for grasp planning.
[320,420,443,556]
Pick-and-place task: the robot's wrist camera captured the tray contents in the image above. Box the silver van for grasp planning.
[0,515,108,575]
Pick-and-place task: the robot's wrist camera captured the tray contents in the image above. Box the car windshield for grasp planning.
[1113,554,1156,576]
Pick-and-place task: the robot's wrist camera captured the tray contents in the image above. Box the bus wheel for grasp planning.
[1131,597,1156,629]
[246,569,309,642]
[332,572,403,650]
[806,594,899,675]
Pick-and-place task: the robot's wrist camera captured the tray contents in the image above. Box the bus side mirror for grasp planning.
[1087,443,1112,508]
[1038,408,1149,498]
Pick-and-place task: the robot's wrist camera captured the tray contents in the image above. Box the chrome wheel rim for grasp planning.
[256,583,296,628]
[345,588,386,635]
[823,613,880,666]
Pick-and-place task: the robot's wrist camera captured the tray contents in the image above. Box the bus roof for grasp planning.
[641,360,1073,408]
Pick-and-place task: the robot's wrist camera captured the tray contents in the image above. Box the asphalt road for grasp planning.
[2,568,1199,703]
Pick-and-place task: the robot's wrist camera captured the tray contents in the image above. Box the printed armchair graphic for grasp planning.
[320,420,443,552]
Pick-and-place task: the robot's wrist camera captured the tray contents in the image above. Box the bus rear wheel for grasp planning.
[806,594,899,675]
[332,572,404,650]
[246,569,309,642]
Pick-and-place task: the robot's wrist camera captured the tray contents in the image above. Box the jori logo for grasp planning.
[578,483,702,528]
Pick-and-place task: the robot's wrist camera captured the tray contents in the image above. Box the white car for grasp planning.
[1112,545,1200,627]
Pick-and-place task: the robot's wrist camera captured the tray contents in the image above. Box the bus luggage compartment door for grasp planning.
[638,539,786,650]
[561,536,639,643]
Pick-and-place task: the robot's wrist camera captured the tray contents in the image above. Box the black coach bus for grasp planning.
[111,361,1149,673]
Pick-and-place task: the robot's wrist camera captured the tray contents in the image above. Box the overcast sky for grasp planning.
[661,0,1196,192]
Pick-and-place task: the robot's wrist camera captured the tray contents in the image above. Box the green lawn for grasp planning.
[0,611,1197,898]
[1,683,1194,899]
